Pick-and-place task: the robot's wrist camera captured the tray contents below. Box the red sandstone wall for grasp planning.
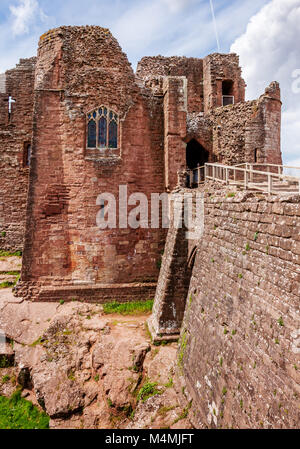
[203,53,246,113]
[0,58,35,251]
[137,56,204,113]
[180,187,300,429]
[18,27,165,301]
[208,83,282,165]
[163,77,187,191]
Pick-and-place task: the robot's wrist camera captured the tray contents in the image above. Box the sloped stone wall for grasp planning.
[180,186,300,428]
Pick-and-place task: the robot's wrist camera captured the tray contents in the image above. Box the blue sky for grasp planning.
[1,0,300,164]
[0,0,268,71]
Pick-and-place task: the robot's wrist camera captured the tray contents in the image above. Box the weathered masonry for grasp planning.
[181,187,300,429]
[0,58,36,251]
[0,25,282,302]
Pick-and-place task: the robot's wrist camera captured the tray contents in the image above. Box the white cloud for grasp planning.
[10,0,46,36]
[231,0,300,164]
[162,0,191,13]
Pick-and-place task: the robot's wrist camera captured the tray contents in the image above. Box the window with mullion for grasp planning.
[87,107,118,150]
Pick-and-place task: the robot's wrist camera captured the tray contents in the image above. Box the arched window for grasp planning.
[87,107,118,149]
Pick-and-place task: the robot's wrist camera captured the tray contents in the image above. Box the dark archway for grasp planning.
[186,139,209,170]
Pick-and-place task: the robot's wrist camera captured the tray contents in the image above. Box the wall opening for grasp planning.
[222,80,234,106]
[186,139,209,170]
[254,148,258,163]
[23,142,31,167]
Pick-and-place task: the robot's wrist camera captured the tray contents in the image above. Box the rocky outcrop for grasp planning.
[0,296,193,429]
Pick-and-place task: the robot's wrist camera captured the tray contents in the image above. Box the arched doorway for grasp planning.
[186,139,209,170]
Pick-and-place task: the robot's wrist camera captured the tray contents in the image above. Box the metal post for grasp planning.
[244,169,248,189]
[268,174,273,194]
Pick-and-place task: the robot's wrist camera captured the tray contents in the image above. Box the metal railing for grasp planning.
[204,163,300,194]
[186,163,300,194]
[186,166,205,188]
[222,95,234,106]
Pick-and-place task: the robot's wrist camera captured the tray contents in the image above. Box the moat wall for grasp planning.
[179,187,300,428]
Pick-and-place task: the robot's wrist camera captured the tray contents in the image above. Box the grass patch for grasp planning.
[0,250,22,258]
[0,390,49,429]
[103,300,154,316]
[0,281,15,289]
[0,273,20,289]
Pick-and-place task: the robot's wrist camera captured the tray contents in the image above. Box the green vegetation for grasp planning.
[254,232,259,242]
[59,300,65,305]
[245,243,250,251]
[1,375,10,384]
[0,390,49,429]
[137,381,160,403]
[173,401,192,424]
[103,299,154,316]
[0,272,20,289]
[0,250,22,258]
[153,340,171,347]
[277,317,284,327]
[0,281,15,289]
[158,405,176,417]
[0,357,11,368]
[1,232,6,238]
[164,377,174,388]
[178,329,188,368]
[29,337,43,348]
[227,192,236,198]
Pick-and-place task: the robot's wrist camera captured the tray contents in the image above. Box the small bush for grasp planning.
[137,382,160,403]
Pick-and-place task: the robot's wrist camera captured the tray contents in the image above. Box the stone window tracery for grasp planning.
[87,107,118,150]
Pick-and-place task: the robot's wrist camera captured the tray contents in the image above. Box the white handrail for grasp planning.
[187,163,300,195]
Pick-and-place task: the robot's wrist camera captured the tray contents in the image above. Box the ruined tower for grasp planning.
[0,25,282,302]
